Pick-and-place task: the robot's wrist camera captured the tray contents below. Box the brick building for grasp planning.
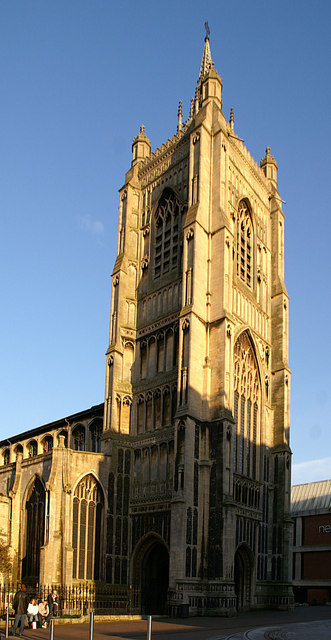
[292,480,331,605]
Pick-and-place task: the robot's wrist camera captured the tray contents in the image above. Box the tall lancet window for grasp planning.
[72,474,104,580]
[154,190,182,279]
[236,200,253,287]
[22,477,45,580]
[233,331,260,480]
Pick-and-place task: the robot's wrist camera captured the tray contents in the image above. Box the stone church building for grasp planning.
[0,35,292,613]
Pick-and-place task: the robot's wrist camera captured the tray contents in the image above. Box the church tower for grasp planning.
[103,31,292,613]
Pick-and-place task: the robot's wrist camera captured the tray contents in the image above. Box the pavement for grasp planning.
[1,607,330,640]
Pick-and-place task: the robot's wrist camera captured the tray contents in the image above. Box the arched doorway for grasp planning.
[22,477,45,582]
[234,544,254,611]
[133,536,169,614]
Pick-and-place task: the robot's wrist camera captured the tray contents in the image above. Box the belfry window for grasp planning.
[236,200,253,287]
[72,474,104,580]
[154,191,181,279]
[233,331,260,479]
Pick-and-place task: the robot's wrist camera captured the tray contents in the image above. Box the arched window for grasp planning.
[154,191,183,279]
[28,440,37,458]
[72,425,85,451]
[42,436,53,453]
[22,477,45,579]
[2,449,10,465]
[233,331,260,479]
[89,420,102,453]
[72,474,104,580]
[14,444,23,459]
[236,200,253,287]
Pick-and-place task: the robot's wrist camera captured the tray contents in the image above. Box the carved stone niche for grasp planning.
[265,346,270,367]
[257,266,262,283]
[265,375,270,399]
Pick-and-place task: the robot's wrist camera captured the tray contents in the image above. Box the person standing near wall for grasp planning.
[10,584,29,636]
[46,590,58,625]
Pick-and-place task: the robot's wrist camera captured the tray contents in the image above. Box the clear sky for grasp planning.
[0,1,330,485]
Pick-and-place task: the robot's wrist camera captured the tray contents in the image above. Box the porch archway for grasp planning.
[234,543,255,610]
[132,534,169,614]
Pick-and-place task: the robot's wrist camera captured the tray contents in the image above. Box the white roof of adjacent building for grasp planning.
[291,479,331,514]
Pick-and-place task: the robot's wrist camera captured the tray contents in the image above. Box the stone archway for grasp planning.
[234,544,254,611]
[133,535,169,614]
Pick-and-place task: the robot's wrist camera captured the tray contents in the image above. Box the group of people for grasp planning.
[10,584,58,636]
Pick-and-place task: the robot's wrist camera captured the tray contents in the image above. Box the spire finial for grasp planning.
[199,25,213,81]
[194,86,199,115]
[177,100,183,133]
[230,108,234,131]
[190,97,194,119]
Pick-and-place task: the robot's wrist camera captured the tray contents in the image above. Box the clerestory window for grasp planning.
[90,420,102,453]
[236,200,253,287]
[72,425,85,451]
[154,191,181,279]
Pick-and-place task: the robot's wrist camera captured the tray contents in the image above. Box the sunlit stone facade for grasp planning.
[0,36,292,613]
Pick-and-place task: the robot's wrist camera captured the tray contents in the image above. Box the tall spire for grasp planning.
[199,23,213,81]
[195,24,222,113]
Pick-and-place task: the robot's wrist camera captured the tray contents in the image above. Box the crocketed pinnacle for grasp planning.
[198,35,213,81]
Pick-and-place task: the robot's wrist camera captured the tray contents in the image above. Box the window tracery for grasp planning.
[22,477,45,579]
[90,420,102,453]
[236,200,253,287]
[154,191,183,279]
[72,474,104,581]
[233,331,260,479]
[72,426,85,451]
[42,436,53,453]
[28,440,37,458]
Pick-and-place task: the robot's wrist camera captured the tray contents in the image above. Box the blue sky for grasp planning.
[0,1,330,485]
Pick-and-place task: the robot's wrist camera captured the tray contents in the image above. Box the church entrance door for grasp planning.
[234,544,254,611]
[133,536,169,614]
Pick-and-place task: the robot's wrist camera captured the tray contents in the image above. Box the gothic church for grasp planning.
[0,34,292,613]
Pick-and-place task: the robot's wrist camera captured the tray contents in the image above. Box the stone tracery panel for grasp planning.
[233,331,260,480]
